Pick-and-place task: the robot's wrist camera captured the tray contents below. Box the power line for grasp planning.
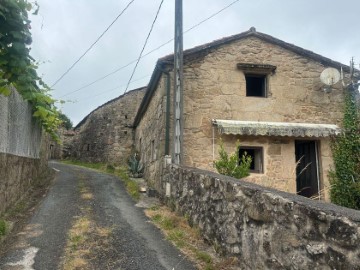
[51,0,136,88]
[59,0,240,97]
[184,0,240,34]
[79,74,151,102]
[124,0,164,93]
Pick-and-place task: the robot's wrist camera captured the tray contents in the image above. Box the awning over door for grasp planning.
[212,119,341,137]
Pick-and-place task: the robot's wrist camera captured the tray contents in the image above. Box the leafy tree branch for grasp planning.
[0,0,61,140]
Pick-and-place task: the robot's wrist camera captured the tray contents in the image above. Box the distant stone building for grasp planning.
[133,28,351,201]
[68,87,146,165]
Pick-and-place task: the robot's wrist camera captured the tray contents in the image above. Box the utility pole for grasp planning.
[173,0,183,164]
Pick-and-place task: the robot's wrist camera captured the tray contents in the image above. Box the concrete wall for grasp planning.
[0,134,50,214]
[164,164,360,269]
[68,88,145,165]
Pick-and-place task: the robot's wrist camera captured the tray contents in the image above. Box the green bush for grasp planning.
[0,219,7,236]
[329,91,360,210]
[214,139,252,179]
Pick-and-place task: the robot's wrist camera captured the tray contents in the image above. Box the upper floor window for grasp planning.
[245,74,267,97]
[237,63,276,98]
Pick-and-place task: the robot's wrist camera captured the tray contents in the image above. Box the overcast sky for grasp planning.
[29,0,360,126]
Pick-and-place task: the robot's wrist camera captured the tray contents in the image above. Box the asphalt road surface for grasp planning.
[0,161,195,270]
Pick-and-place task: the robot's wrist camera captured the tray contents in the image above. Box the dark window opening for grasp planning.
[125,115,128,119]
[87,144,90,151]
[124,131,127,135]
[239,147,263,173]
[245,74,266,97]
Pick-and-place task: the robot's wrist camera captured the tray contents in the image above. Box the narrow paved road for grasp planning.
[0,161,195,270]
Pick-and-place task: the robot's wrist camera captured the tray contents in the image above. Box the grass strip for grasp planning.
[61,160,140,201]
[145,206,239,270]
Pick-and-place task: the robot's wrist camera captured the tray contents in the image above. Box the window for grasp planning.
[151,140,156,161]
[236,63,276,98]
[239,147,263,173]
[245,74,266,97]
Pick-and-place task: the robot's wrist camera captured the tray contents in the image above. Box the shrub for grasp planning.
[128,153,144,178]
[214,139,252,179]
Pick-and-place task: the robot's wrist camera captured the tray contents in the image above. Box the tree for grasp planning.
[214,139,252,179]
[329,59,360,210]
[0,0,61,140]
[58,112,73,130]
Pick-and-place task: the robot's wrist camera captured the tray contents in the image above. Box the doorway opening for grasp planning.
[295,140,320,198]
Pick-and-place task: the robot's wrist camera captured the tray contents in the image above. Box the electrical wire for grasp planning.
[124,0,164,93]
[59,0,240,98]
[79,74,150,102]
[51,0,136,88]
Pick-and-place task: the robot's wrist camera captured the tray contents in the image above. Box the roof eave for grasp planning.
[133,61,166,127]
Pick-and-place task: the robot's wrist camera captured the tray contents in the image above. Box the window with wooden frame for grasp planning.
[239,146,264,173]
[237,63,276,98]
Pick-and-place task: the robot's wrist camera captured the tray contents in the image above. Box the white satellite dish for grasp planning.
[320,68,341,86]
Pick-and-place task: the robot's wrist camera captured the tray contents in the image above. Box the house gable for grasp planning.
[133,27,350,128]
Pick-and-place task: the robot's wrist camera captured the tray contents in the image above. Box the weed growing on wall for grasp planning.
[329,90,360,210]
[214,139,252,179]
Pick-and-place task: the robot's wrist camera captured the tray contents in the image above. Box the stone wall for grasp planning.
[181,36,345,198]
[135,75,171,189]
[68,87,146,165]
[164,164,360,269]
[0,134,50,214]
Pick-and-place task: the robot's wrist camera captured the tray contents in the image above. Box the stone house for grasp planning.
[133,27,351,201]
[68,87,146,165]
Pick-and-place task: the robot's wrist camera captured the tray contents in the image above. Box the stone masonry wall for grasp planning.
[69,88,145,165]
[0,134,50,214]
[182,36,345,197]
[135,75,170,190]
[164,164,360,269]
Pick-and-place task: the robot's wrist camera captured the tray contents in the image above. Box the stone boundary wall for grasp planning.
[0,135,50,215]
[163,164,360,269]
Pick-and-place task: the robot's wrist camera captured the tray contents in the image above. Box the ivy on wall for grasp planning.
[329,87,360,210]
[0,0,61,140]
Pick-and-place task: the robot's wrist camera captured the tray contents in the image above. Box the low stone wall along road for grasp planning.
[0,161,195,270]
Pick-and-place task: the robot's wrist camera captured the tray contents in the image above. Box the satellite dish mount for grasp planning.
[320,67,340,93]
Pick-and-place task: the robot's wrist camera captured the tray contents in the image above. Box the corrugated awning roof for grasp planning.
[212,120,341,137]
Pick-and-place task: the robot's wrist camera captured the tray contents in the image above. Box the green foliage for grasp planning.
[0,0,61,140]
[214,139,252,179]
[58,112,73,130]
[329,91,360,210]
[128,153,144,178]
[0,219,7,236]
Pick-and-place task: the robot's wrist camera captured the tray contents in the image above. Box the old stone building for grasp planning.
[134,28,351,201]
[68,87,146,165]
